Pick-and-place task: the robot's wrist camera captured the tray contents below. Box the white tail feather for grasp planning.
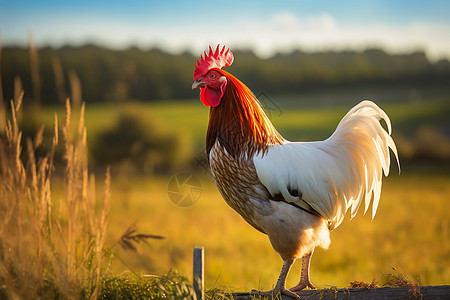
[326,100,400,224]
[254,100,400,230]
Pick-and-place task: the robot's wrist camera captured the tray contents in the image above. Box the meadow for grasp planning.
[35,92,450,293]
[2,33,450,299]
[105,172,450,292]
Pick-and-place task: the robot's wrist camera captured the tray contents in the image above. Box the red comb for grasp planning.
[193,44,234,81]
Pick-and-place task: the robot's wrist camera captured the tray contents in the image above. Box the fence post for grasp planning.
[193,247,204,300]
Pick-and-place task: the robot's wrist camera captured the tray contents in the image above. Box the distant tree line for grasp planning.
[1,44,450,104]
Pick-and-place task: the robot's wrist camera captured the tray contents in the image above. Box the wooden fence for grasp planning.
[233,285,450,299]
[193,247,450,300]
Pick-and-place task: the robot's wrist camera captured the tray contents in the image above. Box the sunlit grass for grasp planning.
[87,170,449,292]
[0,96,111,299]
[16,96,450,294]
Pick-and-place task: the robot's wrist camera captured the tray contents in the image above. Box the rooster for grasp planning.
[192,45,399,299]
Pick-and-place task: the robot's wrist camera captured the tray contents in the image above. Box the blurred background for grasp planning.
[1,0,449,293]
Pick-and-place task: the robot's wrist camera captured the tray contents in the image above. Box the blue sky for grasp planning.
[1,0,449,60]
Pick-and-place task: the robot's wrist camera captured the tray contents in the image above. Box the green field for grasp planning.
[36,90,450,152]
[34,93,449,293]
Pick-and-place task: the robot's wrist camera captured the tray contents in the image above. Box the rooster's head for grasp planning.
[192,45,234,107]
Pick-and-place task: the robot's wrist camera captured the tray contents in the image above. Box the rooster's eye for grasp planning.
[210,73,216,79]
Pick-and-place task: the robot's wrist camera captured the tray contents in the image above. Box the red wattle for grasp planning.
[199,81,227,108]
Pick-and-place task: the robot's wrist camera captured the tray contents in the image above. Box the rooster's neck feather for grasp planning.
[206,70,284,161]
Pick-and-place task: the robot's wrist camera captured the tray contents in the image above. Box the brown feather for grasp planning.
[209,140,267,233]
[206,68,284,161]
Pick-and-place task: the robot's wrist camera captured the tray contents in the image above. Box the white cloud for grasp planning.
[168,12,450,61]
[271,11,301,28]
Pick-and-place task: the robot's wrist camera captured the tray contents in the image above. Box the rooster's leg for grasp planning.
[289,250,316,291]
[251,258,300,299]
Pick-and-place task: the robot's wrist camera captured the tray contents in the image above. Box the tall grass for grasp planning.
[28,34,41,107]
[0,94,110,299]
[51,56,67,104]
[0,35,4,132]
[0,36,196,297]
[0,94,197,299]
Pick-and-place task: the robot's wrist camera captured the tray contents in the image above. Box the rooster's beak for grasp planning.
[192,79,205,90]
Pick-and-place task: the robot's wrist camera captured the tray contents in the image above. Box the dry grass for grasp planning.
[28,34,41,107]
[383,267,422,299]
[0,39,197,298]
[0,95,111,299]
[349,279,379,289]
[113,222,165,252]
[0,93,191,299]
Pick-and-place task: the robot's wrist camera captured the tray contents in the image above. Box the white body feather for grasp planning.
[253,100,399,230]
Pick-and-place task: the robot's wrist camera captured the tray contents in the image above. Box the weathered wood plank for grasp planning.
[232,285,450,299]
[193,247,205,300]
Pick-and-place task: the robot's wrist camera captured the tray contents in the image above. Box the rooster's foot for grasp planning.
[251,287,300,299]
[289,280,316,292]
